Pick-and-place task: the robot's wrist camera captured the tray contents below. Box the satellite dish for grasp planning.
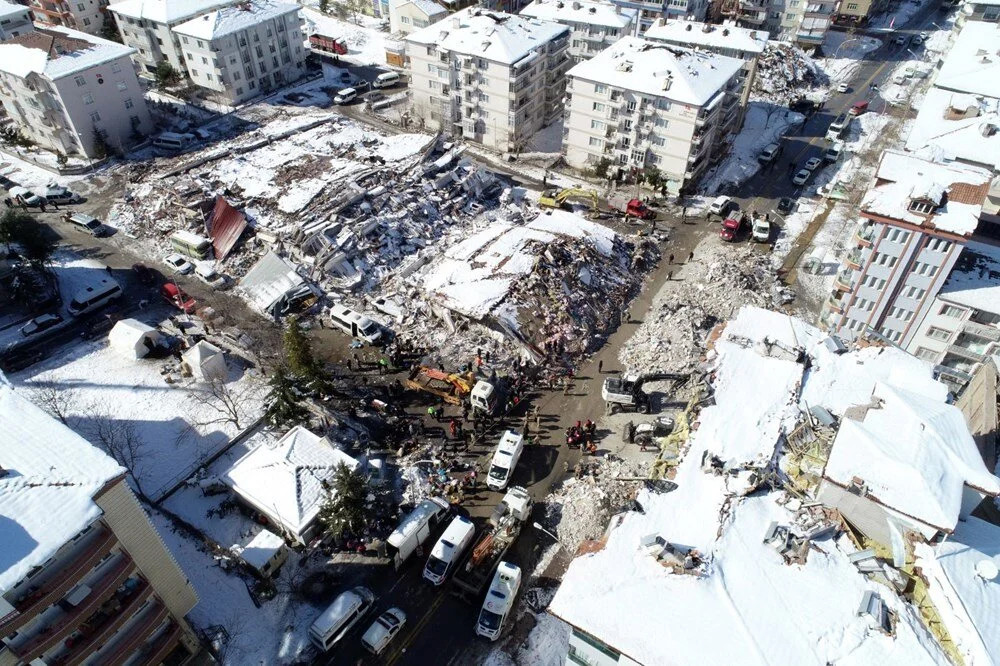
[975,560,999,581]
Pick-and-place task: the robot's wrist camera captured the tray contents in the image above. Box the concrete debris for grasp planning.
[751,43,826,105]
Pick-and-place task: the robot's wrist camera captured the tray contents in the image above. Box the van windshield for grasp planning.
[489,464,508,480]
[425,556,448,577]
[478,609,503,632]
[360,321,378,336]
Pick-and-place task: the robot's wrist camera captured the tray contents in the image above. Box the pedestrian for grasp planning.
[39,202,46,213]
[668,253,674,264]
[681,206,687,221]
[668,270,673,281]
[534,409,540,432]
[2,198,10,208]
[51,200,58,211]
[598,359,603,373]
[105,265,113,276]
[688,251,694,261]
[449,419,458,439]
[563,376,571,395]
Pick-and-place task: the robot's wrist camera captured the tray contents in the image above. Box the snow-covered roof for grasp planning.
[173,0,300,40]
[937,240,1000,314]
[643,18,767,55]
[108,0,236,25]
[567,36,743,106]
[520,0,637,30]
[905,87,1000,172]
[391,0,448,18]
[405,8,570,65]
[238,250,307,313]
[935,21,1000,98]
[915,516,1000,666]
[0,26,136,80]
[223,426,358,538]
[0,1,29,21]
[0,380,125,593]
[824,382,1000,532]
[237,528,285,570]
[861,150,992,236]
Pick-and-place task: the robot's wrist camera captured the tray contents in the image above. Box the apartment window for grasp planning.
[89,112,100,122]
[786,12,796,18]
[940,304,964,318]
[618,154,628,164]
[82,93,94,105]
[909,200,935,214]
[249,79,256,89]
[401,15,411,23]
[846,2,858,7]
[237,87,244,95]
[74,75,86,87]
[197,40,204,48]
[625,100,637,113]
[129,114,140,126]
[427,63,436,73]
[116,81,127,91]
[202,56,208,65]
[256,46,263,58]
[479,92,489,102]
[77,2,84,9]
[428,80,439,90]
[915,347,937,361]
[656,99,671,111]
[905,286,926,300]
[875,252,897,268]
[589,137,602,147]
[927,327,952,341]
[929,238,952,252]
[654,117,668,128]
[111,62,122,73]
[855,298,868,311]
[652,135,665,146]
[124,98,133,109]
[233,71,241,81]
[631,149,645,163]
[206,73,213,81]
[887,228,909,243]
[182,36,189,44]
[83,17,90,26]
[591,119,605,130]
[593,102,606,112]
[595,83,608,94]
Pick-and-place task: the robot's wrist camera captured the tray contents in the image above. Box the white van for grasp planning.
[386,497,450,570]
[153,132,196,152]
[334,87,358,104]
[67,277,122,317]
[708,195,732,216]
[308,586,375,652]
[328,304,383,344]
[476,561,522,641]
[372,71,401,89]
[487,430,524,491]
[423,515,476,585]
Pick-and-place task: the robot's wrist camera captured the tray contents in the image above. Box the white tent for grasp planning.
[108,319,161,360]
[182,340,227,382]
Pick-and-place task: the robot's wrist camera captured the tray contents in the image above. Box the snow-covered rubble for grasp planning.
[751,42,827,105]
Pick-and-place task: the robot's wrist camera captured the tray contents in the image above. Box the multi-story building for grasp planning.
[821,150,992,349]
[778,0,835,46]
[612,0,707,32]
[172,0,306,105]
[643,18,765,121]
[0,27,153,157]
[27,0,109,35]
[108,0,236,75]
[833,0,891,27]
[0,1,34,39]
[405,8,571,153]
[520,0,638,62]
[955,0,1000,31]
[562,36,743,193]
[388,0,447,35]
[0,381,200,666]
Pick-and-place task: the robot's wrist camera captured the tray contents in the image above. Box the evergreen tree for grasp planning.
[283,316,329,394]
[317,463,371,539]
[154,61,180,89]
[263,366,306,426]
[0,211,55,269]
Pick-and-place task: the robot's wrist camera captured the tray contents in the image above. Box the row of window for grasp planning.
[73,63,123,87]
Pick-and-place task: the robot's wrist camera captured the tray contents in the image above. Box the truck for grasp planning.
[488,486,533,527]
[309,33,348,55]
[601,372,688,414]
[451,504,525,603]
[470,379,505,416]
[608,193,656,220]
[385,497,450,570]
[404,366,475,405]
[538,187,599,215]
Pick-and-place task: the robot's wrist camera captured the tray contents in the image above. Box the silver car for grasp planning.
[361,608,406,655]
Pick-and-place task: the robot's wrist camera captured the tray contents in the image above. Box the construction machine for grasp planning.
[404,366,475,405]
[538,187,599,214]
[602,372,689,414]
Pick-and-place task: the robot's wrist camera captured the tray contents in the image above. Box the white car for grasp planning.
[792,169,812,186]
[194,263,229,288]
[836,83,850,93]
[804,157,822,171]
[360,608,406,655]
[164,253,194,275]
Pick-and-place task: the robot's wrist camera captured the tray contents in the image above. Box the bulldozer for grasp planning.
[538,187,599,216]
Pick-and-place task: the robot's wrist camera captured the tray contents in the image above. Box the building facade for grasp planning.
[834,0,891,26]
[389,0,447,35]
[821,151,992,349]
[562,36,743,193]
[172,0,306,105]
[0,383,200,666]
[108,0,236,75]
[520,0,638,63]
[405,8,571,153]
[0,27,153,157]
[778,0,835,46]
[27,0,108,35]
[0,2,34,39]
[612,0,707,32]
[955,0,1000,32]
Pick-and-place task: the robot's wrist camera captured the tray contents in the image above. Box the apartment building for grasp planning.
[0,382,199,666]
[27,0,108,35]
[563,37,743,194]
[0,27,153,158]
[611,0,707,32]
[0,2,34,39]
[834,0,891,26]
[643,18,764,120]
[821,151,992,350]
[405,8,571,153]
[108,0,236,75]
[778,0,835,46]
[388,0,447,35]
[520,0,638,62]
[172,0,306,105]
[955,0,1000,31]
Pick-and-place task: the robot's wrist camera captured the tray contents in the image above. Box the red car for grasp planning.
[849,101,869,116]
[719,216,743,242]
[161,282,197,313]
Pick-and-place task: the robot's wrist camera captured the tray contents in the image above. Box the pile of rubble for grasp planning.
[751,43,827,105]
[619,241,786,375]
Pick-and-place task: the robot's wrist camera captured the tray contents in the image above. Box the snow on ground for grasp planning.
[0,148,92,190]
[301,7,397,66]
[867,0,935,30]
[820,32,883,84]
[700,103,805,194]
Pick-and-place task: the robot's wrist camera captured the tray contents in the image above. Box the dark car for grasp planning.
[777,197,795,214]
[20,313,64,337]
[132,263,157,286]
[789,97,821,113]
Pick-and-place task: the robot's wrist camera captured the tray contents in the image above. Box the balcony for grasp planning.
[1,528,115,636]
[126,622,181,666]
[10,555,135,663]
[53,578,151,666]
[835,268,854,290]
[827,294,848,314]
[856,224,875,246]
[89,602,169,666]
[947,344,985,364]
[935,364,973,384]
[845,248,864,269]
[963,320,1000,341]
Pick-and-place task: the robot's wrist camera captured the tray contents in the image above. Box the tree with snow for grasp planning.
[263,366,307,427]
[318,463,371,539]
[283,316,329,395]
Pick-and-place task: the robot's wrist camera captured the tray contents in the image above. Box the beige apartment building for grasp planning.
[28,0,108,35]
[388,0,447,35]
[0,27,153,158]
[0,1,34,39]
[519,0,638,63]
[0,382,199,666]
[834,0,890,26]
[405,8,572,153]
[172,0,306,105]
[562,36,743,193]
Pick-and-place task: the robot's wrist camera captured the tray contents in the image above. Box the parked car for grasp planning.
[161,282,197,313]
[132,263,157,286]
[823,142,843,163]
[792,169,812,186]
[804,157,822,171]
[912,34,924,45]
[708,195,734,217]
[164,253,194,275]
[836,83,850,93]
[894,34,908,46]
[65,212,105,236]
[194,263,229,289]
[8,186,42,207]
[849,101,869,116]
[334,87,358,105]
[40,184,81,204]
[20,313,64,337]
[309,587,376,653]
[757,143,782,164]
[777,197,795,214]
[360,608,406,655]
[719,216,743,242]
[752,218,771,242]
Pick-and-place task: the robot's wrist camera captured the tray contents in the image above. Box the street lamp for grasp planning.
[532,522,561,544]
[832,38,862,59]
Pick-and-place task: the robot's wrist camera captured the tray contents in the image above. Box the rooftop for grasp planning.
[905,88,1000,172]
[643,18,767,55]
[236,529,285,570]
[566,36,744,106]
[0,380,125,593]
[938,240,1000,314]
[173,0,300,40]
[391,0,448,17]
[519,0,637,30]
[861,150,992,236]
[0,26,136,80]
[405,7,570,65]
[0,1,29,21]
[108,0,237,25]
[935,21,1000,98]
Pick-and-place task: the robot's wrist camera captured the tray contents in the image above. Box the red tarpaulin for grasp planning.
[206,196,247,261]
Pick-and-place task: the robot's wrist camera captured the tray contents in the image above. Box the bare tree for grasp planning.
[29,385,80,426]
[85,401,149,499]
[188,378,262,431]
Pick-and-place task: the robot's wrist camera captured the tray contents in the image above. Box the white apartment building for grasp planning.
[905,241,1000,392]
[0,1,34,39]
[778,0,835,46]
[108,0,236,75]
[520,0,637,62]
[822,151,992,349]
[563,36,743,193]
[405,8,572,153]
[643,18,765,118]
[0,27,152,157]
[388,0,447,35]
[27,0,108,35]
[172,0,305,105]
[611,0,707,32]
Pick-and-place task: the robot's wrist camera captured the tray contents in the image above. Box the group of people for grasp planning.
[566,419,597,453]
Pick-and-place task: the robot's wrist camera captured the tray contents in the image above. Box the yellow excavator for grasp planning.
[538,187,599,214]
